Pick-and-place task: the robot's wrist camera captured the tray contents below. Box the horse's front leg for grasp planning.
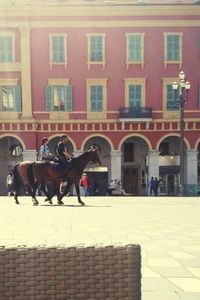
[57,181,68,205]
[57,180,72,205]
[28,184,39,206]
[75,183,85,206]
[23,183,39,206]
[40,184,53,205]
[14,190,20,204]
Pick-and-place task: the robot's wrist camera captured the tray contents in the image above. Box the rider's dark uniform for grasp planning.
[56,141,71,176]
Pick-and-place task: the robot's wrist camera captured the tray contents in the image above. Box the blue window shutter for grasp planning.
[45,85,53,111]
[14,85,22,111]
[64,85,72,111]
[198,83,200,109]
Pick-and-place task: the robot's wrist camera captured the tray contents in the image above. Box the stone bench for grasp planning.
[0,244,141,300]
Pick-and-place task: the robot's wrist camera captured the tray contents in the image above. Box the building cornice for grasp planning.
[1,19,200,28]
[0,5,200,17]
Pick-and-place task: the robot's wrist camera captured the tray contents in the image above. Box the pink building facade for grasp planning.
[0,0,200,195]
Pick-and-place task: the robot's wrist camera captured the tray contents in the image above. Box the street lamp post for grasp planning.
[172,71,191,196]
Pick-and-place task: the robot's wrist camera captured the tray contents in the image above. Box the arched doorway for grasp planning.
[158,136,187,195]
[0,136,23,195]
[83,137,111,196]
[121,136,149,195]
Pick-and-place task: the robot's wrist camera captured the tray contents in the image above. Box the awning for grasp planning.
[84,167,108,172]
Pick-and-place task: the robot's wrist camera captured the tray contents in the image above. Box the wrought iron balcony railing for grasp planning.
[119,107,152,120]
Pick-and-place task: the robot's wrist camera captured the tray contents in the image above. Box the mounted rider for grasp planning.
[56,134,72,178]
[39,137,51,161]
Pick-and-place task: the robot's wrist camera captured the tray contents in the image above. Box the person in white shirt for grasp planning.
[39,137,51,161]
[107,179,116,196]
[6,170,14,197]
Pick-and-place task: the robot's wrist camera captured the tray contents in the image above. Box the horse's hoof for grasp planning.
[33,202,38,206]
[44,198,49,202]
[49,200,52,205]
[58,200,64,205]
[15,200,20,205]
[80,202,85,206]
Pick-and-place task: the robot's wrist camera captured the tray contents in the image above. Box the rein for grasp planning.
[72,151,92,172]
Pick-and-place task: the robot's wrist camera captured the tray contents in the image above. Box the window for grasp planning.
[163,78,180,119]
[164,33,182,68]
[198,34,200,60]
[0,35,14,62]
[49,34,67,68]
[166,84,179,111]
[87,78,107,119]
[199,84,200,109]
[125,78,145,109]
[87,34,105,69]
[126,33,144,67]
[129,85,142,108]
[0,85,21,112]
[45,85,72,112]
[90,36,103,61]
[166,35,180,60]
[159,142,169,156]
[124,142,134,162]
[10,144,23,157]
[90,85,103,112]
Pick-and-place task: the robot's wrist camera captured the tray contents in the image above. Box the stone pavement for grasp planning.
[1,195,200,300]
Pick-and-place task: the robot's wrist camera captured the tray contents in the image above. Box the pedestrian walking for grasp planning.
[6,170,14,197]
[81,173,90,196]
[149,176,156,196]
[154,177,159,196]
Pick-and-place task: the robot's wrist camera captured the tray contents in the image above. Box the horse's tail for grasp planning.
[27,162,36,187]
[13,164,21,192]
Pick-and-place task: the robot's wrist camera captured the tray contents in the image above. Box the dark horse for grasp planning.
[13,148,101,206]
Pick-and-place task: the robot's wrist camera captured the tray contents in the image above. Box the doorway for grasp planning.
[123,168,138,194]
[159,174,178,196]
[167,174,177,196]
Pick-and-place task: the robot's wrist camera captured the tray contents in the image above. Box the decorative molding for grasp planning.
[0,62,21,71]
[1,19,200,28]
[0,5,199,17]
[47,78,70,85]
[0,112,19,120]
[0,120,199,133]
[49,111,70,120]
[0,78,18,85]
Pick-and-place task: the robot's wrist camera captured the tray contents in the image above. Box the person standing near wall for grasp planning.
[107,179,116,196]
[149,176,156,196]
[81,173,89,197]
[6,170,14,197]
[154,177,159,196]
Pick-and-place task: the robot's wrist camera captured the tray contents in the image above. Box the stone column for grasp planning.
[20,26,33,119]
[22,150,37,161]
[148,150,159,182]
[186,150,198,185]
[110,151,122,181]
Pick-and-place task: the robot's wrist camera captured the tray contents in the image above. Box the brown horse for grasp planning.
[13,148,101,206]
[13,161,39,205]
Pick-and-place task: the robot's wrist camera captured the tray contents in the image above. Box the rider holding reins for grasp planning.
[56,134,72,177]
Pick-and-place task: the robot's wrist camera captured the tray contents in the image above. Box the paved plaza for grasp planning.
[0,195,200,300]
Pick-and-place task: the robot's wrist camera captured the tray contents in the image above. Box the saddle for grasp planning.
[50,157,72,180]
